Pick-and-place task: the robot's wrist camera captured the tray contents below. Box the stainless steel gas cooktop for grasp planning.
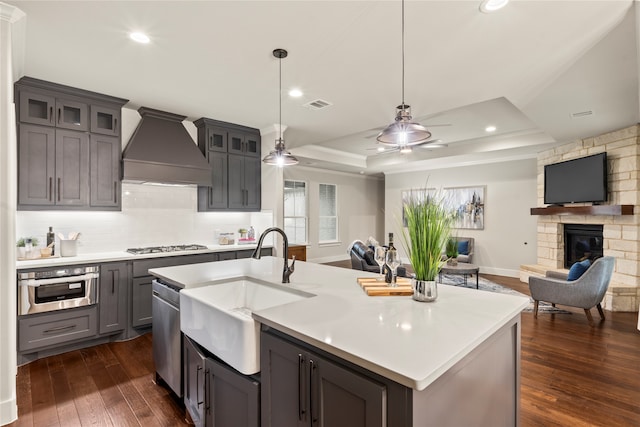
[126,244,208,255]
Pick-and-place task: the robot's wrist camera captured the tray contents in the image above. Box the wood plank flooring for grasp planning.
[8,267,640,426]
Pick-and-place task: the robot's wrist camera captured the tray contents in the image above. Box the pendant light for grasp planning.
[263,48,299,167]
[377,0,432,147]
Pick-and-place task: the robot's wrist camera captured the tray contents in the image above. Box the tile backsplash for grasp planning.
[16,183,273,253]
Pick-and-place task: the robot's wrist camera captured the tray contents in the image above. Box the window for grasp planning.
[319,183,338,242]
[284,180,307,244]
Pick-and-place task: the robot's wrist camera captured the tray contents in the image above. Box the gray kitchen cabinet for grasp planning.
[184,335,260,427]
[195,118,261,212]
[261,330,387,427]
[55,129,90,206]
[228,131,260,158]
[17,124,55,206]
[228,154,261,211]
[99,262,129,335]
[15,76,128,211]
[90,105,120,136]
[18,124,90,207]
[132,253,218,328]
[19,90,89,131]
[55,98,89,131]
[18,306,98,353]
[199,150,228,210]
[90,134,121,208]
[131,277,154,328]
[184,335,206,427]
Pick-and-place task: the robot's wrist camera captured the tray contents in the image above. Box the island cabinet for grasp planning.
[260,330,394,427]
[184,335,260,427]
[15,76,128,211]
[194,118,261,212]
[98,262,129,335]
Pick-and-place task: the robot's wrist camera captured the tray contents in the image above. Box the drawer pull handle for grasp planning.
[43,324,76,334]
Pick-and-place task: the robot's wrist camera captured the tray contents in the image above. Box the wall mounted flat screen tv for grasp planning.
[544,152,608,205]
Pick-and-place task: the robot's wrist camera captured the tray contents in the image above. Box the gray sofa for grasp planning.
[442,237,474,264]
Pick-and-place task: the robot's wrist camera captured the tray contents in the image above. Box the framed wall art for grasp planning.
[401,188,436,227]
[443,186,485,229]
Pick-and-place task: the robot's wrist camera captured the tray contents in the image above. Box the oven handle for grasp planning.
[19,272,99,287]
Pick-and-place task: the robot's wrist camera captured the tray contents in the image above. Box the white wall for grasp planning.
[385,158,538,277]
[283,166,384,263]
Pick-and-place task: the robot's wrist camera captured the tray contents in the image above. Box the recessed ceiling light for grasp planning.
[400,147,413,154]
[289,88,303,98]
[377,146,385,152]
[129,32,150,44]
[479,0,509,13]
[485,125,497,132]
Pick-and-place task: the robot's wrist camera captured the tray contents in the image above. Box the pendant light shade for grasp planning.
[376,104,432,146]
[264,48,298,167]
[377,0,431,147]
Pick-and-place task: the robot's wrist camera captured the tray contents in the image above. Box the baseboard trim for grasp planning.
[0,395,17,426]
[480,267,520,278]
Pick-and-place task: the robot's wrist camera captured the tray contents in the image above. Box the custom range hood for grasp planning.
[122,107,210,185]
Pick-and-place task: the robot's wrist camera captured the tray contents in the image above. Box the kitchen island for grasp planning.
[150,256,529,427]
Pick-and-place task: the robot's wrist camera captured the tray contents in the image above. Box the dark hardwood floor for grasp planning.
[9,264,640,426]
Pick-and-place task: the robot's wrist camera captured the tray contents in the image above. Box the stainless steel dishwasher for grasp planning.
[152,279,182,397]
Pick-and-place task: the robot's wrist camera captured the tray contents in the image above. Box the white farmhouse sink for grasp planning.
[180,277,313,375]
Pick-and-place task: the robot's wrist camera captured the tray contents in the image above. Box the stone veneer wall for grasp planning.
[523,125,640,312]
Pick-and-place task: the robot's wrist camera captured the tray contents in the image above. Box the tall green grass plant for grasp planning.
[400,189,453,281]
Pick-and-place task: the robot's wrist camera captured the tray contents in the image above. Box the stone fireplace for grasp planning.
[563,224,603,268]
[520,125,640,312]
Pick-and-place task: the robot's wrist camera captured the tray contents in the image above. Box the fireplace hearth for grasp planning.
[564,224,604,268]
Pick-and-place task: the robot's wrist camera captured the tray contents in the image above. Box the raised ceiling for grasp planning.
[8,0,640,175]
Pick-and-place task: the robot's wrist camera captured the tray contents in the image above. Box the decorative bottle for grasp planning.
[47,226,55,255]
[384,233,395,283]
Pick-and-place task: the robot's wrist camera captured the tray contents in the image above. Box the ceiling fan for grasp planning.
[367,139,447,155]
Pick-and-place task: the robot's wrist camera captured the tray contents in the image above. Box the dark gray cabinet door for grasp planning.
[18,124,56,206]
[261,331,387,427]
[261,332,308,427]
[131,277,153,328]
[90,134,121,208]
[228,131,260,157]
[207,151,228,209]
[206,127,228,153]
[55,98,89,131]
[206,357,260,427]
[228,154,261,211]
[55,129,90,206]
[19,91,55,126]
[228,154,245,210]
[184,336,206,427]
[90,105,120,136]
[99,262,128,335]
[243,156,261,210]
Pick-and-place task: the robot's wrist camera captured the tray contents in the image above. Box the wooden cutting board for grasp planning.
[357,277,413,296]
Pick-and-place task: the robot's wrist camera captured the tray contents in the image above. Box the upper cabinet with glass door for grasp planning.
[20,91,89,131]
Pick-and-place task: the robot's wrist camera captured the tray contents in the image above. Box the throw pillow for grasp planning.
[457,240,469,255]
[567,259,591,281]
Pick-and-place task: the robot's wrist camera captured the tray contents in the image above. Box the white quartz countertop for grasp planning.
[15,244,268,270]
[149,257,530,391]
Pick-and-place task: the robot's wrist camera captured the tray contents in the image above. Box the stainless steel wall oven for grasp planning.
[18,266,99,315]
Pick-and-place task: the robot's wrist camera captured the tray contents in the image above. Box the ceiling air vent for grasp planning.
[304,99,333,110]
[571,110,593,118]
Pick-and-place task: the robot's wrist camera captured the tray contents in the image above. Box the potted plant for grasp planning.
[445,237,459,266]
[16,237,39,259]
[400,189,452,302]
